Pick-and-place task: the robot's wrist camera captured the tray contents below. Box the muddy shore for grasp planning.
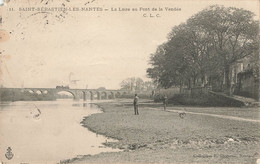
[69,99,260,164]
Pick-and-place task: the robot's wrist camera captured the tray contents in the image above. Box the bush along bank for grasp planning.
[153,92,245,107]
[168,93,245,107]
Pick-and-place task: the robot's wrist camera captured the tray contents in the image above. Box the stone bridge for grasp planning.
[1,88,129,101]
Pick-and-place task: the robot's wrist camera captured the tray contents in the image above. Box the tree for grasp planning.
[97,87,106,91]
[148,23,211,88]
[135,78,144,91]
[120,77,136,91]
[147,5,259,92]
[187,5,259,92]
[147,44,168,86]
[143,81,156,91]
[120,77,155,91]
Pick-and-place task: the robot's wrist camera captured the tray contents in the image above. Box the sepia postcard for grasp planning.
[0,0,259,163]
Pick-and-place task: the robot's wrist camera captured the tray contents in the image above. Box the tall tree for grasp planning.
[147,5,259,92]
[187,5,259,92]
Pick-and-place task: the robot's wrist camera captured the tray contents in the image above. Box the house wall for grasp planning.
[235,70,259,100]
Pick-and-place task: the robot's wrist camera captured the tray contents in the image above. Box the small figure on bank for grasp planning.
[133,94,139,115]
[163,95,168,110]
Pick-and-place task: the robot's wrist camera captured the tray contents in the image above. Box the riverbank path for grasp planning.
[148,107,260,123]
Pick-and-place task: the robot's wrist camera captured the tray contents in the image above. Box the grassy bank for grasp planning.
[154,94,245,107]
[70,99,260,164]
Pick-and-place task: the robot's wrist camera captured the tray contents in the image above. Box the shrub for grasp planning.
[169,93,244,107]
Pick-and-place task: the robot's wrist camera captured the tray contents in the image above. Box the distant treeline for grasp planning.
[0,90,56,101]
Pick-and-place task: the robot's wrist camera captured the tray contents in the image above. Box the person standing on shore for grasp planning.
[163,95,168,110]
[133,94,139,115]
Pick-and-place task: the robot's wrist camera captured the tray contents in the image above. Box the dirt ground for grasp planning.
[69,99,260,164]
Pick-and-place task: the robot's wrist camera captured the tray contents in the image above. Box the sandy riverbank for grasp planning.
[69,99,260,164]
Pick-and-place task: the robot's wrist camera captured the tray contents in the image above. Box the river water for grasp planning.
[0,100,119,164]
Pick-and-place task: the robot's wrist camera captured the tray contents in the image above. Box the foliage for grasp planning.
[120,77,156,91]
[169,94,244,107]
[97,87,106,91]
[147,5,259,92]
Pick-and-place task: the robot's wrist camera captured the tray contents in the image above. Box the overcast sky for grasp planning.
[0,0,258,89]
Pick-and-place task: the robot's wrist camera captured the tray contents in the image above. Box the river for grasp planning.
[0,100,119,164]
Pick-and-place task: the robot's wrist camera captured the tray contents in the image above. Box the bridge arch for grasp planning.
[89,91,94,100]
[109,92,116,99]
[82,91,87,101]
[35,90,42,94]
[96,91,101,100]
[56,90,76,100]
[115,92,121,98]
[84,91,94,101]
[25,89,35,94]
[100,91,108,100]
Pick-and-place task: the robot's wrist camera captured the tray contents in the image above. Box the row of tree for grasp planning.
[120,77,156,91]
[147,5,259,92]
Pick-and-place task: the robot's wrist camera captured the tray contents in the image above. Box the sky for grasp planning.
[0,0,259,89]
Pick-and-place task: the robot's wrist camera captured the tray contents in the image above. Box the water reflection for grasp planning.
[0,100,119,164]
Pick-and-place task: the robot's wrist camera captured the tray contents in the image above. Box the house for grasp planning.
[231,54,259,100]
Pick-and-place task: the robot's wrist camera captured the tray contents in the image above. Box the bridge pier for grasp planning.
[90,92,94,100]
[73,91,80,101]
[83,92,87,101]
[111,92,115,99]
[97,92,101,100]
